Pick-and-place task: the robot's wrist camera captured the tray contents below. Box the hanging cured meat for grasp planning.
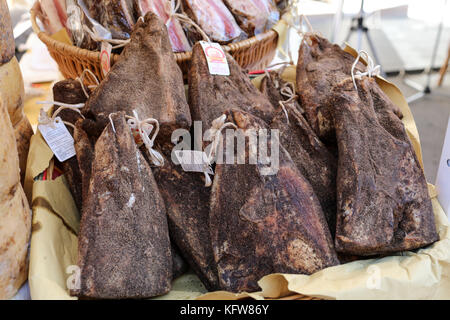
[74,112,172,299]
[182,0,245,43]
[261,71,337,236]
[134,0,191,52]
[83,0,135,40]
[210,109,339,292]
[332,77,438,256]
[37,0,68,35]
[188,42,274,135]
[223,0,267,36]
[296,34,403,144]
[153,142,219,290]
[83,12,191,141]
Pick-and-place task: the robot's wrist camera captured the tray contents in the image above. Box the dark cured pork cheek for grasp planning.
[210,109,338,293]
[84,12,191,142]
[73,119,94,213]
[152,142,219,290]
[74,112,172,299]
[52,79,90,210]
[188,42,274,135]
[332,78,438,256]
[296,34,366,143]
[261,73,337,236]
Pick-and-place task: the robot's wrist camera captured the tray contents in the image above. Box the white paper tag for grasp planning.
[436,116,450,219]
[100,42,112,77]
[175,150,214,175]
[38,117,76,162]
[199,41,230,76]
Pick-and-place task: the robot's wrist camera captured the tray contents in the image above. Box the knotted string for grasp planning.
[76,69,100,98]
[83,25,131,49]
[203,114,238,187]
[37,101,85,129]
[351,50,381,90]
[278,82,298,124]
[125,110,164,167]
[164,0,212,43]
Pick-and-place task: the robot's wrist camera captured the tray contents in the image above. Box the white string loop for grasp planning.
[163,0,212,43]
[37,101,85,129]
[203,114,238,187]
[351,50,381,90]
[126,110,164,167]
[83,25,131,49]
[76,69,100,98]
[278,82,298,124]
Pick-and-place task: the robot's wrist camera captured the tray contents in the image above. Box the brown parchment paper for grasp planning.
[28,53,449,300]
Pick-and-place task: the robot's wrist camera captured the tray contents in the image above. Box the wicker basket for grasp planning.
[30,5,278,85]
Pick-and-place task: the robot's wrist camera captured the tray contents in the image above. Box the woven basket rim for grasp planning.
[30,5,278,65]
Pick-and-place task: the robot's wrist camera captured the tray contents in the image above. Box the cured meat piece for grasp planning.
[261,72,337,236]
[53,79,89,127]
[296,34,403,143]
[182,0,245,43]
[134,0,191,52]
[152,142,219,290]
[296,34,367,143]
[188,42,274,137]
[223,0,267,36]
[84,0,135,39]
[37,0,68,35]
[52,79,89,210]
[84,12,191,141]
[74,112,172,299]
[210,109,339,292]
[332,78,438,256]
[73,119,95,212]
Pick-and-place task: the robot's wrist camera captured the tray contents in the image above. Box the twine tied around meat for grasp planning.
[37,101,85,129]
[351,50,381,90]
[202,114,238,187]
[278,82,298,124]
[125,110,164,167]
[76,69,100,98]
[163,0,212,43]
[83,25,131,49]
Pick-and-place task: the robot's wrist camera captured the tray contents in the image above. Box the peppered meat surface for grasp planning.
[332,78,438,255]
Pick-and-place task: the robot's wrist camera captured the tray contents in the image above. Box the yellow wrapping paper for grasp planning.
[28,56,450,300]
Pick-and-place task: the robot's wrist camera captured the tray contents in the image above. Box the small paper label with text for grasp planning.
[38,117,76,162]
[100,42,112,77]
[200,41,230,76]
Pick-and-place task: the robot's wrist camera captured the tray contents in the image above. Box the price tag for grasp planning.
[38,117,76,162]
[436,116,450,219]
[174,150,214,175]
[199,41,230,76]
[100,42,112,77]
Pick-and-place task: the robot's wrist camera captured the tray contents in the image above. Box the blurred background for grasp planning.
[5,0,450,183]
